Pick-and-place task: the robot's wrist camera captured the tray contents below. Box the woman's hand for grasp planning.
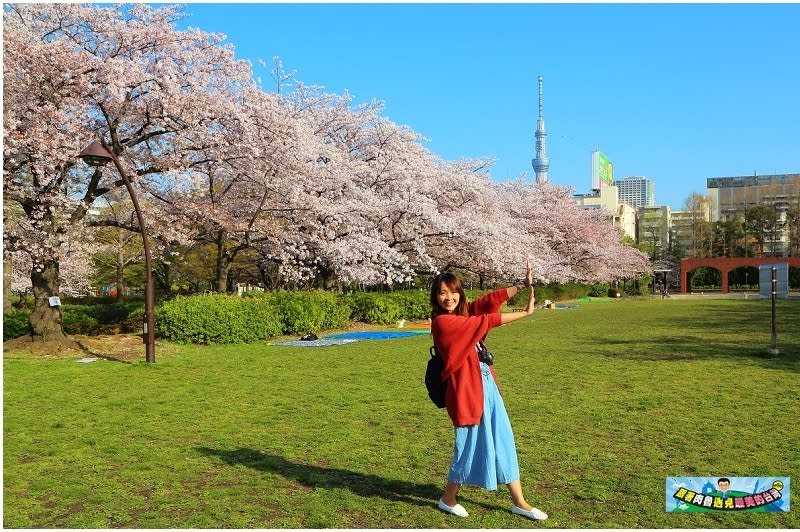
[525,283,536,315]
[525,256,533,288]
[502,257,536,323]
[524,257,535,314]
[509,257,535,297]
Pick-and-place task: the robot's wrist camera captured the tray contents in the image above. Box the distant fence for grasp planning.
[680,257,800,294]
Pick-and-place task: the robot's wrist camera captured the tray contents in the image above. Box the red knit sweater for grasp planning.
[431,289,509,427]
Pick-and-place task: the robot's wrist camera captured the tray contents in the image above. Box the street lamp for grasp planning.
[79,140,155,363]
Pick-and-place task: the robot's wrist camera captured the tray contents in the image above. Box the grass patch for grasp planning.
[4,298,799,528]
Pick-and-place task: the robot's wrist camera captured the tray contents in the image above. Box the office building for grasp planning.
[615,176,656,209]
[573,186,637,241]
[637,206,672,256]
[707,173,800,256]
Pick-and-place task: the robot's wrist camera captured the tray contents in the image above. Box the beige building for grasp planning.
[573,185,637,241]
[707,173,800,256]
[637,206,672,256]
[670,208,712,257]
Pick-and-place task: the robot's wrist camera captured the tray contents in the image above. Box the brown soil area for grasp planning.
[3,334,148,362]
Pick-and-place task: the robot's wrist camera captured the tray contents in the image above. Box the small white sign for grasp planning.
[48,296,61,307]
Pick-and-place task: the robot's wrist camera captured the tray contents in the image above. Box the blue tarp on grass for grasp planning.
[269,329,429,347]
[323,330,429,340]
[269,339,358,347]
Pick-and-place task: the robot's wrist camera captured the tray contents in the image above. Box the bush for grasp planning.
[256,290,351,335]
[62,301,144,335]
[385,291,430,321]
[507,282,592,307]
[122,307,145,334]
[345,292,403,324]
[156,294,282,344]
[62,306,101,335]
[3,311,31,339]
[62,295,134,306]
[587,283,611,297]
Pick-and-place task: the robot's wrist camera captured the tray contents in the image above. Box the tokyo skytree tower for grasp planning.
[531,75,550,183]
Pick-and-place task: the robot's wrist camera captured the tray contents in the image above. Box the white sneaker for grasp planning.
[511,504,548,520]
[438,498,469,517]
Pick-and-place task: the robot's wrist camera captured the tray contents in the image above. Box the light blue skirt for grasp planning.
[447,362,521,490]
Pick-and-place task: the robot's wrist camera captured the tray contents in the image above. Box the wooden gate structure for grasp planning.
[680,257,800,293]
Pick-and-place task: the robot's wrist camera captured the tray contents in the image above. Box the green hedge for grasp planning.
[5,284,605,344]
[3,302,145,340]
[3,311,31,339]
[250,290,351,335]
[386,290,431,321]
[62,301,145,335]
[156,294,282,344]
[345,292,400,324]
[344,290,431,324]
[507,282,592,307]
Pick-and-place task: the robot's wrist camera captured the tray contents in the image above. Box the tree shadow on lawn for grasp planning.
[196,446,462,509]
[587,300,800,370]
[597,334,800,370]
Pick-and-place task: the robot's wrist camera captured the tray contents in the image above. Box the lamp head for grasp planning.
[78,140,112,167]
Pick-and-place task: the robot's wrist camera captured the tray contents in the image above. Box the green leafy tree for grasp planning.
[744,204,780,257]
[786,203,800,257]
[712,217,744,257]
[91,226,144,300]
[684,193,714,258]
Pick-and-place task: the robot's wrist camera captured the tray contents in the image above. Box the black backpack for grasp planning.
[425,345,447,408]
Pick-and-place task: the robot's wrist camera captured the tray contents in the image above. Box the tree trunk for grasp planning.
[3,257,12,316]
[29,259,66,341]
[115,262,125,302]
[319,265,338,291]
[155,261,172,295]
[215,232,232,293]
[115,231,125,301]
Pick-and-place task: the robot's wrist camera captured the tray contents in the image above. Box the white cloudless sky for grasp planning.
[174,2,800,210]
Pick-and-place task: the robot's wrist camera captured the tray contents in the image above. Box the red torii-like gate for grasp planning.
[680,257,800,293]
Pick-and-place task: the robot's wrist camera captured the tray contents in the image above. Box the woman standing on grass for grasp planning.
[430,259,548,521]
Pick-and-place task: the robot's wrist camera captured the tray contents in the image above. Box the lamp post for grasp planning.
[79,140,155,362]
[769,266,779,356]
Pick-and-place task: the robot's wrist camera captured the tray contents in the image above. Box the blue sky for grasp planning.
[174,2,800,210]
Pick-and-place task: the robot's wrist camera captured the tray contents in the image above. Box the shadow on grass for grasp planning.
[597,334,800,370]
[195,446,443,507]
[74,342,135,364]
[596,302,800,370]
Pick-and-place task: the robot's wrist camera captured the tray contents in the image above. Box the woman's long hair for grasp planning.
[430,272,469,318]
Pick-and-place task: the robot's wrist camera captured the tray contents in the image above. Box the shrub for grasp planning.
[588,283,611,297]
[62,306,101,335]
[507,282,593,307]
[258,290,350,335]
[156,294,282,344]
[385,291,430,321]
[345,292,403,324]
[3,311,31,339]
[122,307,146,334]
[62,301,144,335]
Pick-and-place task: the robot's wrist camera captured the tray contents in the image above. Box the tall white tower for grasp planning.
[531,75,550,183]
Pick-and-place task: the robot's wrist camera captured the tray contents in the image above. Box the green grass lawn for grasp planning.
[4,297,799,528]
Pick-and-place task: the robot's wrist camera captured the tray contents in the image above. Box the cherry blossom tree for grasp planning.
[3,3,255,342]
[4,1,651,344]
[138,84,307,292]
[497,180,651,282]
[259,84,435,288]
